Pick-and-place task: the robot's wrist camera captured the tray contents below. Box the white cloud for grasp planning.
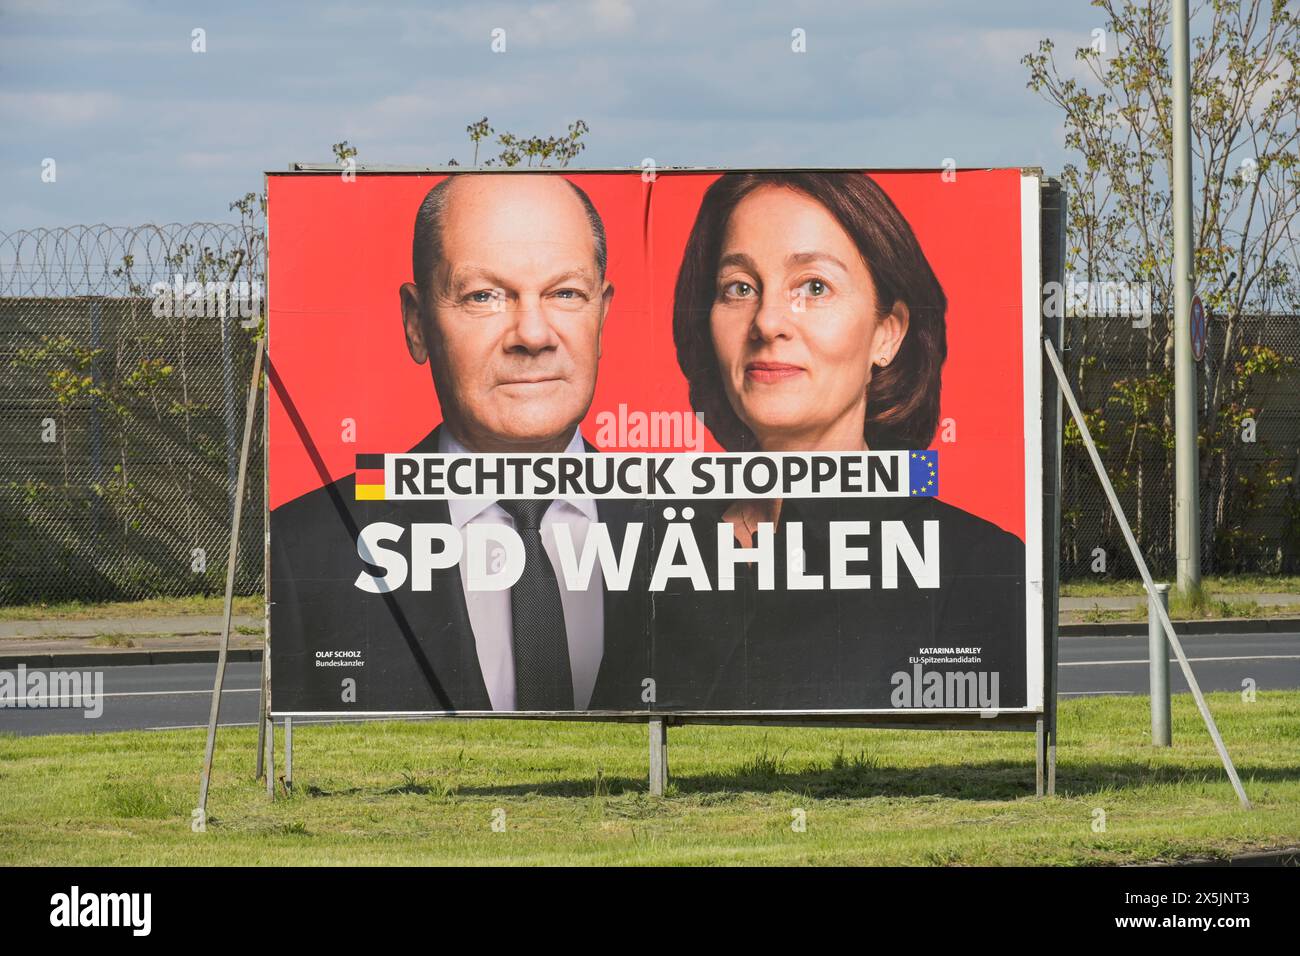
[0,0,1093,230]
[589,0,635,33]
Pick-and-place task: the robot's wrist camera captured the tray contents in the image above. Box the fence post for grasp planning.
[221,302,237,523]
[89,298,104,536]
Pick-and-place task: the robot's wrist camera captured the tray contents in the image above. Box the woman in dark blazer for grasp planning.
[650,171,1026,712]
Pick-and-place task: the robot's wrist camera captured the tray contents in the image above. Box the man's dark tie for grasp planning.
[498,499,574,710]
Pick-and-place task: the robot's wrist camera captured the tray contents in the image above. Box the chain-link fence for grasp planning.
[1059,310,1300,580]
[1,225,265,603]
[1,224,1297,604]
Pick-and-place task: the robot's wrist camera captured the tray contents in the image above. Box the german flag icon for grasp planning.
[354,453,385,500]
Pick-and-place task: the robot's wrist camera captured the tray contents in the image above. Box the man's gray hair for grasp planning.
[411,175,608,290]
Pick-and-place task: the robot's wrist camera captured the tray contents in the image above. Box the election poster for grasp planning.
[267,167,1044,716]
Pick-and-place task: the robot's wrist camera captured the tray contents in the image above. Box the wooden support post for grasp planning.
[198,335,265,819]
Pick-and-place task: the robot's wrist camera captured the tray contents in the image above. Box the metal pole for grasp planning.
[254,655,265,780]
[1172,0,1200,595]
[648,718,668,796]
[1042,180,1067,797]
[255,649,267,779]
[262,353,275,799]
[1148,583,1172,746]
[197,335,265,818]
[265,713,275,798]
[1045,339,1249,808]
[256,368,270,779]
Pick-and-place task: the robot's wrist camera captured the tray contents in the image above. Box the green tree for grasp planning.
[1024,0,1300,572]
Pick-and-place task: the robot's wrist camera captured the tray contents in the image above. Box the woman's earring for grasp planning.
[878,355,889,367]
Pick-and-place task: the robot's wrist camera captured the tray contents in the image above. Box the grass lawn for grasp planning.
[1070,599,1297,624]
[1,692,1297,865]
[0,595,261,621]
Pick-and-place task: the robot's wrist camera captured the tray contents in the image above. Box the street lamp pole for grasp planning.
[1172,0,1201,595]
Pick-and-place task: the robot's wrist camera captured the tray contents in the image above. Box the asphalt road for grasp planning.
[1057,630,1300,699]
[1,629,1298,736]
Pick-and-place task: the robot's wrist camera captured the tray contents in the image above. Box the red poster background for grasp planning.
[267,169,1026,540]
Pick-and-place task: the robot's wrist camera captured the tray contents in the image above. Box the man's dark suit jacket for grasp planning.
[270,425,650,713]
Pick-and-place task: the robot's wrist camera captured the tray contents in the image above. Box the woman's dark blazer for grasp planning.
[643,493,1028,712]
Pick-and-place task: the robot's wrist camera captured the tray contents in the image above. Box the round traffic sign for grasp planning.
[1191,295,1206,361]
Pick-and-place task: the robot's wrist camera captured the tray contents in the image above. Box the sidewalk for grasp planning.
[0,614,263,666]
[1,592,1298,668]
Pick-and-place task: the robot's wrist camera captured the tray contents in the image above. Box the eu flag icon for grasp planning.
[909,450,938,497]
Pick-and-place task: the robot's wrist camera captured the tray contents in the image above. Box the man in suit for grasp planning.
[271,174,647,714]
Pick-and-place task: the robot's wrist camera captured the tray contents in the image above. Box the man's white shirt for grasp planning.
[439,428,603,710]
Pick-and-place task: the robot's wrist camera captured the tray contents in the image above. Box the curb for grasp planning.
[0,648,262,669]
[1060,617,1300,637]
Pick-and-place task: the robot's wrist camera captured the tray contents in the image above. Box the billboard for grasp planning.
[267,168,1043,717]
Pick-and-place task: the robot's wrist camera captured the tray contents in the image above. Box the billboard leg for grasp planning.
[265,714,275,799]
[649,718,668,796]
[1042,179,1065,800]
[284,717,294,790]
[1047,712,1057,796]
[1035,718,1045,797]
[197,336,265,821]
[1045,338,1251,809]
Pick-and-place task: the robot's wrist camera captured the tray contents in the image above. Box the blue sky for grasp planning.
[0,0,1102,230]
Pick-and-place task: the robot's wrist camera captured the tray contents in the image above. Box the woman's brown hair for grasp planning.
[672,172,947,450]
